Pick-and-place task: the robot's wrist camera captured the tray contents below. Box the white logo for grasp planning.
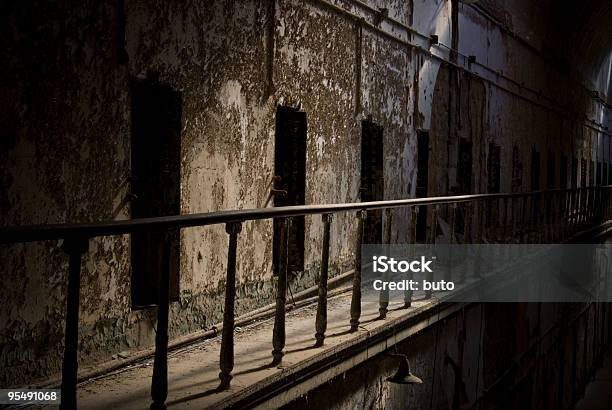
[372,255,435,273]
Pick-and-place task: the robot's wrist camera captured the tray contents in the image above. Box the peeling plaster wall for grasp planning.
[1,0,611,387]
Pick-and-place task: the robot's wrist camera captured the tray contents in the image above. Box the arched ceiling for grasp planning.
[555,0,612,86]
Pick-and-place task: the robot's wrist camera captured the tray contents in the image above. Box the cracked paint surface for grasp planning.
[0,0,611,387]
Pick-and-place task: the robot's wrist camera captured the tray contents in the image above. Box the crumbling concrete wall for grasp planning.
[0,0,611,387]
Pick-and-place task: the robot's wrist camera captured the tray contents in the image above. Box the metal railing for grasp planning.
[1,186,611,409]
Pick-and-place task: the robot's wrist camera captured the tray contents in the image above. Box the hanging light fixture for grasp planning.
[386,354,423,385]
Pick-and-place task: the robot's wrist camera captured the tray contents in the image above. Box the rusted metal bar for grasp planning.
[350,210,366,331]
[571,189,579,233]
[484,199,492,243]
[59,237,88,410]
[588,187,593,225]
[474,200,484,279]
[425,205,438,299]
[567,189,573,236]
[219,221,242,389]
[551,191,557,239]
[575,188,581,231]
[519,195,528,243]
[271,217,290,365]
[605,190,611,220]
[551,191,557,240]
[501,196,508,243]
[544,192,551,242]
[378,210,392,319]
[560,190,565,238]
[567,189,573,235]
[150,235,172,410]
[3,188,604,245]
[446,203,456,282]
[606,189,612,220]
[555,191,562,240]
[526,195,533,243]
[461,203,472,283]
[532,194,538,242]
[599,186,605,221]
[593,187,599,223]
[532,193,540,242]
[538,192,545,242]
[315,213,332,347]
[404,206,418,306]
[606,190,612,220]
[583,188,588,226]
[594,186,600,222]
[494,198,500,242]
[576,188,585,226]
[583,188,589,226]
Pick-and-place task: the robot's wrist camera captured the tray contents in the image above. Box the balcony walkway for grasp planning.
[77,286,442,409]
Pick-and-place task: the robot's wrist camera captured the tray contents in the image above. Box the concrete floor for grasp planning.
[76,287,436,409]
[575,349,612,410]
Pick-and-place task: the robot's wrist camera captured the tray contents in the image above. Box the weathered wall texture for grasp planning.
[1,0,611,387]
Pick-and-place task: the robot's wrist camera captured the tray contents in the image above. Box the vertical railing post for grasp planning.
[565,189,569,236]
[533,193,542,243]
[555,191,562,240]
[572,189,579,233]
[598,186,603,221]
[605,188,612,220]
[604,188,609,221]
[501,197,508,243]
[485,198,492,243]
[60,237,88,410]
[446,203,456,282]
[554,191,560,240]
[587,187,591,224]
[594,186,599,223]
[151,234,173,410]
[378,210,392,319]
[315,213,332,347]
[588,187,593,225]
[551,191,557,240]
[350,210,366,331]
[271,217,290,365]
[219,221,242,389]
[526,195,532,242]
[544,192,551,242]
[575,188,581,232]
[404,206,419,306]
[425,205,438,299]
[461,203,472,284]
[582,188,588,226]
[567,189,573,236]
[551,191,557,239]
[520,195,528,243]
[568,189,572,234]
[591,186,601,224]
[606,187,612,219]
[576,188,581,229]
[566,189,572,237]
[536,193,544,242]
[474,200,484,279]
[542,192,548,241]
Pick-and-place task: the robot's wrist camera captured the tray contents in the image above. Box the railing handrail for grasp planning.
[0,186,609,244]
[3,184,612,408]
